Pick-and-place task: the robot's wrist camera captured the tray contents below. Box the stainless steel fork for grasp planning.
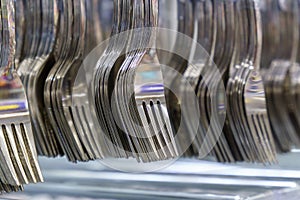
[241,0,276,163]
[0,0,43,185]
[110,0,179,162]
[225,0,277,163]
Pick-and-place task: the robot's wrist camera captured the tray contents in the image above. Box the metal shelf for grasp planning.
[2,152,300,199]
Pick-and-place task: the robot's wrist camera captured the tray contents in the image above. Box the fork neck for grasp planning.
[0,0,16,76]
[234,0,249,66]
[239,0,262,71]
[129,0,158,50]
[251,0,263,70]
[74,0,86,59]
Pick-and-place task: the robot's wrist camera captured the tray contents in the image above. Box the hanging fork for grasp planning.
[242,0,276,163]
[0,0,42,185]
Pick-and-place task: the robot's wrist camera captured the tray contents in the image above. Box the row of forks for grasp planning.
[15,0,111,162]
[2,0,300,190]
[162,0,300,163]
[16,0,300,164]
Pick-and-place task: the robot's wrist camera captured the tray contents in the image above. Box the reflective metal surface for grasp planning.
[2,154,300,199]
[0,0,43,191]
[1,0,300,197]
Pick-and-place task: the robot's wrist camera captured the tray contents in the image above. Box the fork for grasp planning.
[68,0,131,160]
[44,0,86,161]
[259,0,292,152]
[240,0,276,163]
[226,0,257,162]
[196,0,236,162]
[92,0,135,158]
[57,0,107,161]
[157,0,195,157]
[70,0,116,161]
[111,0,179,162]
[24,0,62,158]
[0,0,43,185]
[16,0,63,158]
[111,0,156,161]
[284,0,300,148]
[262,0,300,152]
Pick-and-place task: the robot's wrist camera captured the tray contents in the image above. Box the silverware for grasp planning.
[262,0,300,152]
[17,0,62,158]
[92,0,134,158]
[226,0,277,163]
[110,0,179,162]
[70,0,113,162]
[0,0,43,185]
[44,0,89,161]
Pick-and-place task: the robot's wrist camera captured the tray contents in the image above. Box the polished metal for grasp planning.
[0,1,300,188]
[0,0,43,187]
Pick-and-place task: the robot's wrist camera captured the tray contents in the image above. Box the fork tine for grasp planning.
[14,124,39,182]
[80,104,109,158]
[156,102,179,157]
[250,114,267,162]
[71,106,95,159]
[257,114,273,162]
[148,102,170,159]
[18,123,43,182]
[76,106,100,159]
[0,181,23,193]
[0,126,19,185]
[3,124,28,184]
[138,104,159,161]
[12,124,36,183]
[151,103,173,158]
[258,114,277,163]
[138,104,163,160]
